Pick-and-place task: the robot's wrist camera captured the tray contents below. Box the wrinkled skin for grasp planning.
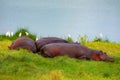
[41,43,114,62]
[8,36,37,53]
[35,37,68,53]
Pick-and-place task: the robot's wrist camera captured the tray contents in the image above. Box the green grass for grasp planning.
[0,40,120,80]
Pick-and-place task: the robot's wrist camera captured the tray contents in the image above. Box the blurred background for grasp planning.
[0,0,120,42]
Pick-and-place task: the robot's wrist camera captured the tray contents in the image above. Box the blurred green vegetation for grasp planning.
[65,37,74,43]
[0,28,37,41]
[0,28,120,80]
[93,36,110,42]
[0,40,120,80]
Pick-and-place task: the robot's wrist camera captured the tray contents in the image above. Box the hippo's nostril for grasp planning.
[8,46,11,49]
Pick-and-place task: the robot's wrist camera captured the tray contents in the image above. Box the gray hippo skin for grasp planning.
[8,36,37,53]
[35,37,68,53]
[41,43,114,62]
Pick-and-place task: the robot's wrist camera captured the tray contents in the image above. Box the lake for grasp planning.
[0,0,120,42]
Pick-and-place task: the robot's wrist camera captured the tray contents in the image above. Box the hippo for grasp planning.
[40,43,114,62]
[8,36,37,53]
[35,37,68,53]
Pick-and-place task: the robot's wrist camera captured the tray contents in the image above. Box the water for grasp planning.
[0,0,120,42]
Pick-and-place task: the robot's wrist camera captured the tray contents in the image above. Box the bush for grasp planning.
[0,35,7,41]
[93,36,110,42]
[78,35,88,44]
[0,28,37,41]
[13,28,37,40]
[65,37,74,43]
[93,36,102,42]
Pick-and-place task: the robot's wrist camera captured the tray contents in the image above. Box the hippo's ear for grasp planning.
[99,50,104,55]
[100,50,107,54]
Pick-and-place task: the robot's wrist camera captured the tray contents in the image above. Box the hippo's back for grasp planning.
[35,37,68,52]
[40,43,86,58]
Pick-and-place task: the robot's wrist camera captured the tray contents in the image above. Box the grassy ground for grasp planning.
[0,40,120,80]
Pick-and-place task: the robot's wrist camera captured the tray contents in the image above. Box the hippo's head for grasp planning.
[98,51,114,62]
[92,51,114,62]
[8,46,11,49]
[8,42,15,50]
[8,45,14,50]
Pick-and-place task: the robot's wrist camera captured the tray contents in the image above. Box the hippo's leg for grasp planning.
[78,55,90,60]
[78,55,87,60]
[41,51,53,58]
